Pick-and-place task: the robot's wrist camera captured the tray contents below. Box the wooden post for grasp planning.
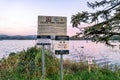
[88,64,91,73]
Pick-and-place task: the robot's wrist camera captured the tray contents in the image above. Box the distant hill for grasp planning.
[70,35,120,40]
[0,34,36,40]
[1,34,119,40]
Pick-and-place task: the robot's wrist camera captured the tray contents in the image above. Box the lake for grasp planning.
[0,40,120,66]
[0,40,36,59]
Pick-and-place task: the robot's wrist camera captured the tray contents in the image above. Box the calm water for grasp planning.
[0,40,120,65]
[0,40,36,59]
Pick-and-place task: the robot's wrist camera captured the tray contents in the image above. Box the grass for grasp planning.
[0,46,120,80]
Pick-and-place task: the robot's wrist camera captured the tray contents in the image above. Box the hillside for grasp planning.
[0,34,36,40]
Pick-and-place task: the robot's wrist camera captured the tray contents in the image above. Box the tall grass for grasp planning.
[0,46,120,80]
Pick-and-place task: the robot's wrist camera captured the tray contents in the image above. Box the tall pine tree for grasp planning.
[71,0,120,46]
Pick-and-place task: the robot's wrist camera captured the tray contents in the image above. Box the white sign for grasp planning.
[54,36,69,54]
[37,39,51,45]
[55,41,69,50]
[86,57,94,64]
[37,35,51,45]
[38,16,67,35]
[88,58,93,64]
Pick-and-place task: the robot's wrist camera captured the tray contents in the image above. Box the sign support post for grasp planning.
[88,64,91,73]
[86,56,94,73]
[37,35,51,80]
[55,36,69,80]
[42,44,45,80]
[60,54,63,80]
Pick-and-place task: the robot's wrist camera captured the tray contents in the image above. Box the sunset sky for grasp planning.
[0,0,96,36]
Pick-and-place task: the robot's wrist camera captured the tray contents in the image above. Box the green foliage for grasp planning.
[0,47,59,80]
[1,47,120,80]
[71,0,120,46]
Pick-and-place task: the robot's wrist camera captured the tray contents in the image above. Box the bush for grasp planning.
[1,47,120,80]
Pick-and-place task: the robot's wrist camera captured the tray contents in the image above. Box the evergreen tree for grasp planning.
[71,0,120,46]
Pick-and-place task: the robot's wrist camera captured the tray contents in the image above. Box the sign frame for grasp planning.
[38,16,67,36]
[55,36,69,55]
[37,35,51,45]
